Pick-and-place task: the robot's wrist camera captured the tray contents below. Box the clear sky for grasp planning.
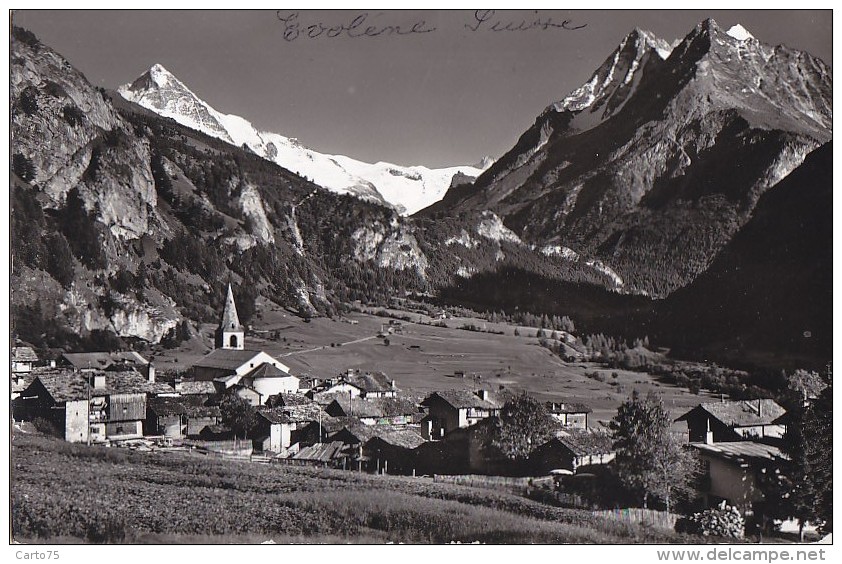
[11,9,832,168]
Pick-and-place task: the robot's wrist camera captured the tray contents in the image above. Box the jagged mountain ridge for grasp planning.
[426,19,832,298]
[118,64,490,216]
[9,26,614,347]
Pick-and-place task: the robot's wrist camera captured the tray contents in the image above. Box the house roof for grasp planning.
[691,441,787,464]
[422,390,498,410]
[676,400,786,427]
[364,429,426,450]
[12,346,39,362]
[183,404,222,418]
[27,369,169,403]
[192,349,266,370]
[148,397,189,416]
[271,393,314,407]
[257,407,293,424]
[553,429,615,456]
[309,390,355,406]
[61,351,148,370]
[545,401,592,414]
[178,381,217,395]
[279,403,325,423]
[219,283,243,331]
[328,396,419,418]
[292,441,348,462]
[243,362,294,379]
[346,371,396,393]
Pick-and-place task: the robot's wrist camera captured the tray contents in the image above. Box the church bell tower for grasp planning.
[215,283,245,350]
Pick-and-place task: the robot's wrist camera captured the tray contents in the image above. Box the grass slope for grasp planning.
[11,431,688,544]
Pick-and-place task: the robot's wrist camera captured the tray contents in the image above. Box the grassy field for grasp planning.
[11,430,695,544]
[150,303,715,425]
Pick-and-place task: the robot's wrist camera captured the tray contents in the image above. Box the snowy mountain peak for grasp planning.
[726,24,755,41]
[551,26,670,125]
[118,67,486,215]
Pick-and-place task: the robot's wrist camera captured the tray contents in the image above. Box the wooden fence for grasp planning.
[433,474,555,490]
[591,508,678,530]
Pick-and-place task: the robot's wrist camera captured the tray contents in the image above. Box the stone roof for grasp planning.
[346,371,396,393]
[219,283,243,331]
[178,381,218,395]
[553,429,615,457]
[691,441,787,463]
[148,397,189,416]
[676,400,786,427]
[29,369,171,403]
[364,428,426,450]
[257,407,293,425]
[327,396,419,418]
[269,392,314,407]
[60,351,148,370]
[422,390,498,410]
[278,403,325,423]
[12,346,38,362]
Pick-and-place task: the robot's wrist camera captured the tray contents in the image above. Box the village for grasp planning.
[11,283,809,539]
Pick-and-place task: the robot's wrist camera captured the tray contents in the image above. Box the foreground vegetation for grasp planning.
[11,431,694,544]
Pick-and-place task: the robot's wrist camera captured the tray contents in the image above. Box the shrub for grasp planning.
[675,504,745,538]
[13,152,36,181]
[62,104,85,127]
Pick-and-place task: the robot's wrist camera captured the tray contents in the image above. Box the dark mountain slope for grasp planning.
[651,142,832,370]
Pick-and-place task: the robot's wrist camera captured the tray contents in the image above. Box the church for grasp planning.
[189,284,299,403]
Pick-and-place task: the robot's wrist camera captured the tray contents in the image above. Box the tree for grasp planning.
[610,391,699,512]
[490,394,558,460]
[775,370,833,538]
[219,393,257,441]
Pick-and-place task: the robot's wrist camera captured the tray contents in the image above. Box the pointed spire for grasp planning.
[220,283,243,331]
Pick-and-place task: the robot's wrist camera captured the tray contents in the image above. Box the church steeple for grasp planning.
[215,283,245,350]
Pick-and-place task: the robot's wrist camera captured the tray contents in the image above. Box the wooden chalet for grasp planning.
[545,401,592,429]
[324,396,420,425]
[528,429,616,474]
[675,400,787,443]
[11,346,39,374]
[19,368,173,443]
[420,390,501,439]
[690,441,788,514]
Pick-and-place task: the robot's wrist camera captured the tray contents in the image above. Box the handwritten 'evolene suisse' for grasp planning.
[275,11,587,42]
[465,10,587,32]
[276,12,436,41]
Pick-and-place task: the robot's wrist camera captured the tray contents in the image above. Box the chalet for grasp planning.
[146,397,188,437]
[545,401,592,429]
[324,396,420,425]
[315,370,398,399]
[145,395,222,438]
[18,368,172,443]
[59,350,153,379]
[252,408,293,454]
[266,392,315,409]
[228,383,263,406]
[690,441,788,515]
[12,346,39,373]
[420,390,501,439]
[529,429,616,474]
[173,379,217,397]
[362,429,426,474]
[415,417,511,475]
[289,441,349,468]
[675,400,787,444]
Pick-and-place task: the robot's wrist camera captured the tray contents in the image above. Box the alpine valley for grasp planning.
[9,19,832,370]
